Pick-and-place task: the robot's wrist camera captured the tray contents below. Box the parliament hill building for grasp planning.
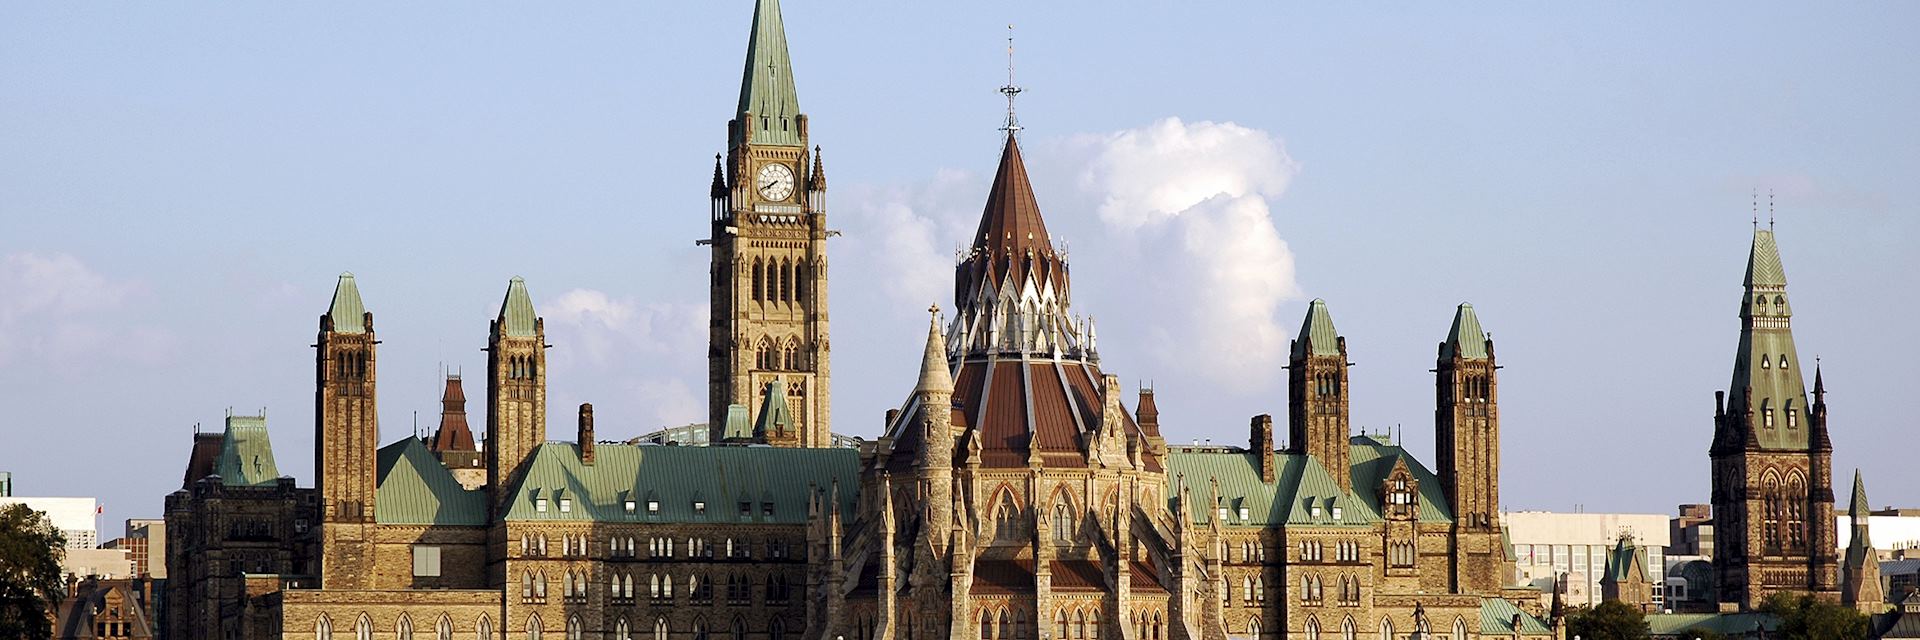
[163,0,1871,638]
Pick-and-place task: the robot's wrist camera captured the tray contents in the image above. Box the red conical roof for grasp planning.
[958,135,1068,306]
[430,376,477,453]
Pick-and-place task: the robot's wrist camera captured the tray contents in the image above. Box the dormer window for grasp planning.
[1331,506,1343,521]
[535,498,549,513]
[1762,400,1775,429]
[1237,506,1250,521]
[558,498,573,513]
[1780,355,1789,370]
[1761,356,1771,369]
[624,500,637,514]
[647,500,660,516]
[1786,402,1799,429]
[693,501,707,516]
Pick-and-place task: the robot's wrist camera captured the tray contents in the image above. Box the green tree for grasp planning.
[0,504,66,640]
[1756,592,1868,640]
[1566,601,1650,640]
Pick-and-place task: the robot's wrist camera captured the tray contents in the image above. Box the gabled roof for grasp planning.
[498,277,538,338]
[375,437,486,526]
[214,415,281,487]
[503,443,857,523]
[1163,449,1373,527]
[326,272,367,334]
[1292,299,1341,358]
[1441,303,1489,360]
[1349,435,1454,523]
[734,0,804,147]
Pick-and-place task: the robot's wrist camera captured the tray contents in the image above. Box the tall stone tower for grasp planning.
[1287,298,1351,492]
[1710,227,1839,609]
[315,272,377,589]
[1436,302,1504,593]
[487,277,546,512]
[708,0,831,448]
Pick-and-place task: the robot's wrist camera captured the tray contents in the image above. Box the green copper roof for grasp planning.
[720,404,753,441]
[503,443,858,523]
[375,437,487,526]
[1479,598,1553,635]
[1644,613,1778,636]
[734,0,804,147]
[1441,303,1489,360]
[327,272,367,334]
[1291,299,1341,358]
[214,415,281,487]
[498,277,538,338]
[1163,450,1374,527]
[1605,536,1644,582]
[1744,228,1788,287]
[1728,229,1809,451]
[1349,436,1454,523]
[754,379,795,438]
[1850,469,1872,524]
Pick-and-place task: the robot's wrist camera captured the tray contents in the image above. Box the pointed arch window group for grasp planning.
[750,257,811,306]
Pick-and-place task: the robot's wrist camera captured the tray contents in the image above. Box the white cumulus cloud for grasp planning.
[1054,117,1303,389]
[0,252,176,368]
[539,288,708,430]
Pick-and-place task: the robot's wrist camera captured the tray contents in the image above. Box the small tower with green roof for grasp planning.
[486,276,547,514]
[314,272,378,589]
[1436,302,1504,594]
[1287,299,1352,492]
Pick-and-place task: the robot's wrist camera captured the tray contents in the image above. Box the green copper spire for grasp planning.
[754,378,795,439]
[1850,469,1871,523]
[1291,299,1341,358]
[498,277,538,338]
[1728,228,1808,450]
[1441,303,1489,360]
[734,0,804,148]
[327,272,367,334]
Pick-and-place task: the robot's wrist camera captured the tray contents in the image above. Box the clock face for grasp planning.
[756,163,795,201]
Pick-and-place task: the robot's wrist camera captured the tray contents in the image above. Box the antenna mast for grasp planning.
[1000,24,1023,134]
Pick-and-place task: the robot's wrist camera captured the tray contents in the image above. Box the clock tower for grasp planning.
[707,0,831,448]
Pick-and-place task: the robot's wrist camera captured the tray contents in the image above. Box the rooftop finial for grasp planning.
[999,24,1023,134]
[1768,189,1775,230]
[1752,188,1759,229]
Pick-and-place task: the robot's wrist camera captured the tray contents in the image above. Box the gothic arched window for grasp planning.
[317,615,333,640]
[796,263,810,303]
[437,615,452,640]
[752,260,764,302]
[398,614,414,640]
[526,613,542,640]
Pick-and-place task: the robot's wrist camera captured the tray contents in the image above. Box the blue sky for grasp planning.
[2,2,1915,529]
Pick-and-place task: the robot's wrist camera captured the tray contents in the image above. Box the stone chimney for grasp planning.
[1251,414,1276,483]
[577,403,595,465]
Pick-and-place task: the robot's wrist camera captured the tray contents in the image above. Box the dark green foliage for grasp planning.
[1567,601,1651,640]
[0,504,66,640]
[1757,592,1868,640]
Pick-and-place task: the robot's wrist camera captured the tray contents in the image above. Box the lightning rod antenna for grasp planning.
[1000,24,1023,134]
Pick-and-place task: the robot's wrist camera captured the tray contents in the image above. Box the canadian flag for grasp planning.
[96,505,104,515]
